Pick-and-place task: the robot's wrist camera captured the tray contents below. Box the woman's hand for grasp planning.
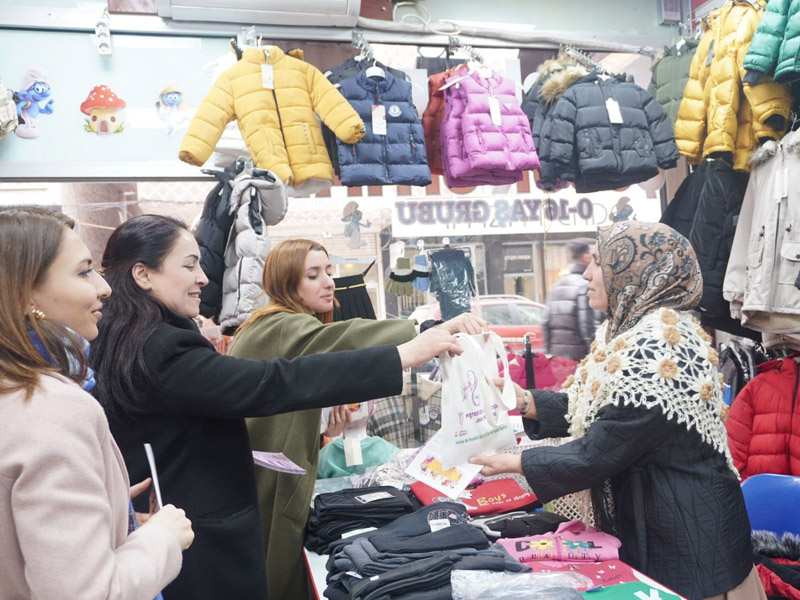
[148,505,195,550]
[398,328,462,368]
[493,377,537,418]
[469,453,523,476]
[438,313,489,336]
[130,477,156,525]
[323,405,352,438]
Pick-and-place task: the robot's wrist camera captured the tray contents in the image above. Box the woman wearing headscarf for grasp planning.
[471,221,764,600]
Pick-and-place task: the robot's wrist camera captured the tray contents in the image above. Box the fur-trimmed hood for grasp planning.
[749,128,800,166]
[752,530,800,560]
[538,64,589,105]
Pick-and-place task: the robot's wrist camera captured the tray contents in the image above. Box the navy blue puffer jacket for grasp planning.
[337,72,432,186]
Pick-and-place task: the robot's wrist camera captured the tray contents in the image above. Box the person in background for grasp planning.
[90,215,458,600]
[0,206,193,600]
[542,237,601,361]
[471,221,765,600]
[233,238,487,600]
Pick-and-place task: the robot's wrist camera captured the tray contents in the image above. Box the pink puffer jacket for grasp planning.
[441,67,539,187]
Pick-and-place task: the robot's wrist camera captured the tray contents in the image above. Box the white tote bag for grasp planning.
[437,332,517,467]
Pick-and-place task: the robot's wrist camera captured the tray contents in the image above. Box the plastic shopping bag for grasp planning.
[405,332,516,498]
[439,332,516,465]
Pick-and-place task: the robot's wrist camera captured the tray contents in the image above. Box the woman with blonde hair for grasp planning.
[235,238,486,600]
[0,205,193,600]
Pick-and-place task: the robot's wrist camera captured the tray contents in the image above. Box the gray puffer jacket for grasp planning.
[218,168,287,333]
[543,263,599,361]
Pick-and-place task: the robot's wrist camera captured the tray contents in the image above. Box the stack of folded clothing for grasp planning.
[305,486,417,553]
[324,502,530,600]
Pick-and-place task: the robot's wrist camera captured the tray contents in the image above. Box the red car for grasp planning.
[408,295,546,352]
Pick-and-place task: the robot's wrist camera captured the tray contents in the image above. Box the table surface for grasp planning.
[303,548,688,600]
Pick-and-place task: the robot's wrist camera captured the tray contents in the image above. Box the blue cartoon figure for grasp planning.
[155,86,188,137]
[13,68,54,139]
[342,201,371,249]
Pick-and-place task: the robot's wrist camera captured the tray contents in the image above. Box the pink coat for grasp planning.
[0,375,182,600]
[441,68,539,187]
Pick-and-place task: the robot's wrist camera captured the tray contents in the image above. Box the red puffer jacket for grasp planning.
[726,356,800,480]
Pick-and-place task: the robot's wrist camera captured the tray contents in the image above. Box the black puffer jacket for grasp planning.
[542,263,598,361]
[522,390,754,600]
[194,161,240,320]
[546,72,679,193]
[688,159,749,318]
[661,158,750,320]
[523,58,586,191]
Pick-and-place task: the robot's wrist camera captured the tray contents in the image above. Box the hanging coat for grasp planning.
[647,39,699,126]
[726,356,800,480]
[744,0,800,84]
[336,71,432,186]
[421,65,463,176]
[195,161,240,321]
[179,46,365,194]
[723,129,800,334]
[675,1,792,171]
[547,72,678,193]
[218,168,287,333]
[440,67,539,187]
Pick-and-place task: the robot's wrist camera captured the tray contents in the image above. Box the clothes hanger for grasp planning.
[365,58,386,79]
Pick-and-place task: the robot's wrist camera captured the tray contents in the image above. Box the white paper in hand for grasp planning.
[143,443,163,510]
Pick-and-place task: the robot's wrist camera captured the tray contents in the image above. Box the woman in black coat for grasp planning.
[472,221,764,600]
[90,215,459,600]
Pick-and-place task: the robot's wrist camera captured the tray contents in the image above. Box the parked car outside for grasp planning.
[408,295,546,352]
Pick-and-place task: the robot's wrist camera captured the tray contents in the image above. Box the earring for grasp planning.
[31,307,46,320]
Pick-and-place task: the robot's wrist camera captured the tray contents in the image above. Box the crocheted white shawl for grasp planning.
[563,307,737,474]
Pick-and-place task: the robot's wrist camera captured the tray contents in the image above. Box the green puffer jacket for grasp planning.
[744,0,800,83]
[647,39,699,126]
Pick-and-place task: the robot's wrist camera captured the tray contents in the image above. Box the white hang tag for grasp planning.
[344,437,364,467]
[428,518,451,532]
[261,64,274,90]
[371,104,387,136]
[488,96,502,126]
[605,98,623,124]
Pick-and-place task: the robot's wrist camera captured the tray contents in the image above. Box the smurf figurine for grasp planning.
[14,68,54,139]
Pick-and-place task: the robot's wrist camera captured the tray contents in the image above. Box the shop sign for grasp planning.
[392,184,658,237]
[502,244,534,273]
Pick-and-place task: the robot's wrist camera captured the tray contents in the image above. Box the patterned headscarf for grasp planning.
[597,221,702,342]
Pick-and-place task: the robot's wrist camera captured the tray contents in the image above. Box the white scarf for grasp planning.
[563,307,737,474]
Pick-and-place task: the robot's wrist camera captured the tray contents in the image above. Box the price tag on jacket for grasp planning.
[261,64,274,90]
[344,436,364,466]
[488,96,502,126]
[606,98,624,124]
[372,104,387,135]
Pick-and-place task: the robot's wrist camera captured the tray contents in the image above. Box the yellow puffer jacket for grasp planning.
[675,1,792,171]
[179,46,365,188]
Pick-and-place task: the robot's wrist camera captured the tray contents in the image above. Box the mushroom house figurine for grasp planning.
[80,85,126,134]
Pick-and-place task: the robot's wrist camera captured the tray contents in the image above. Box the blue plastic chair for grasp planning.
[741,474,800,535]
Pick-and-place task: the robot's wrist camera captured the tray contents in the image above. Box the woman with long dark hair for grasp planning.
[234,238,486,599]
[0,206,193,600]
[91,214,458,600]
